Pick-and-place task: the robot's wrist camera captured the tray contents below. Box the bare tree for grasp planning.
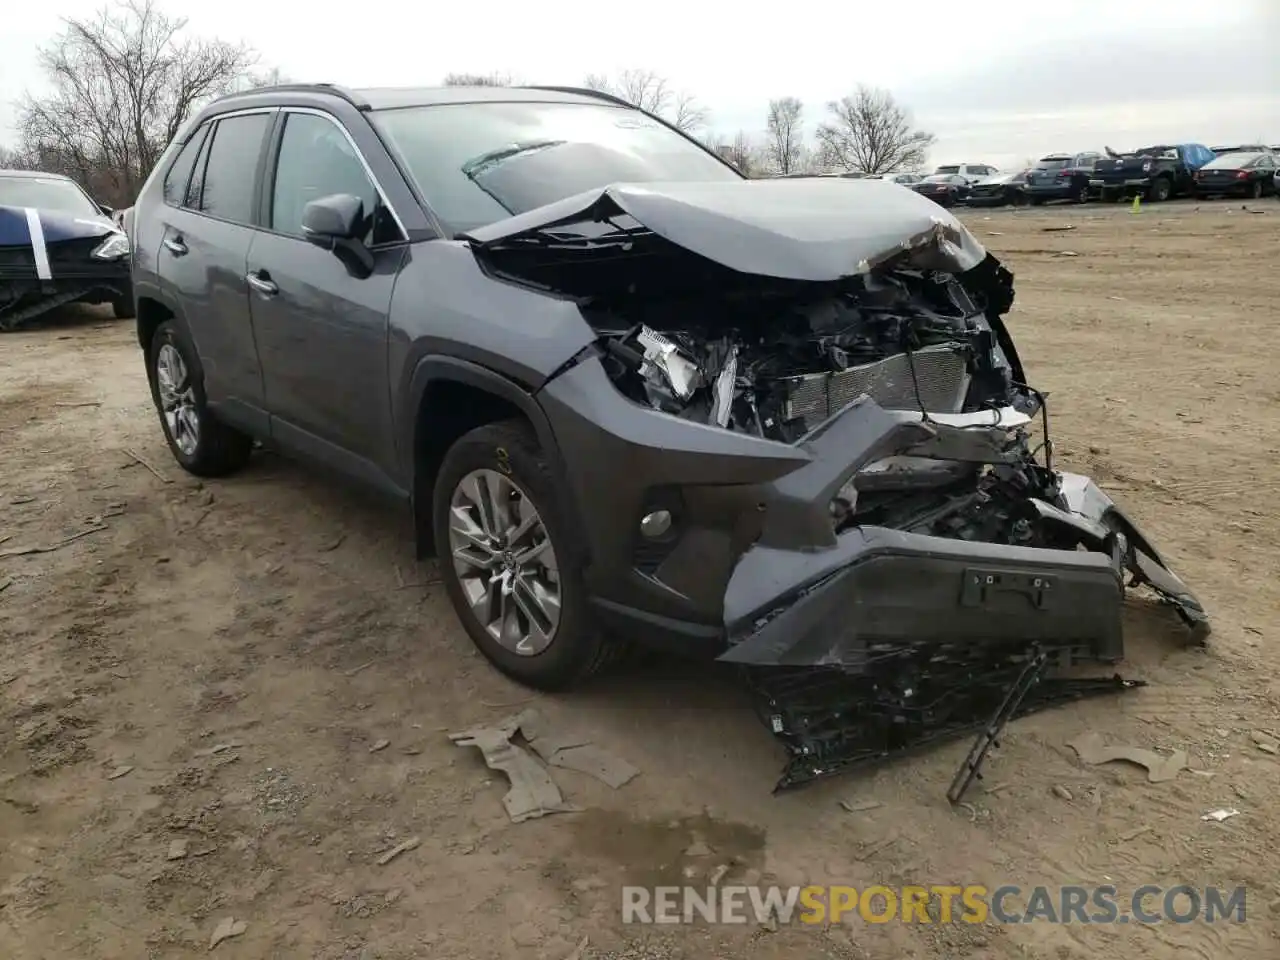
[731,131,762,176]
[16,0,257,205]
[0,145,35,170]
[243,65,291,89]
[814,86,935,175]
[764,97,805,176]
[584,70,708,133]
[443,71,512,86]
[670,91,709,135]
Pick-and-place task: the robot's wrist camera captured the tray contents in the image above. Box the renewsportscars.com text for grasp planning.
[621,884,1248,925]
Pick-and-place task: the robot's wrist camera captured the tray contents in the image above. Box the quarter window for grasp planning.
[199,113,271,224]
[270,112,401,245]
[184,130,213,209]
[163,124,210,207]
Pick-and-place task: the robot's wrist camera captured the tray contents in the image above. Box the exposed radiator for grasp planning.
[780,343,971,428]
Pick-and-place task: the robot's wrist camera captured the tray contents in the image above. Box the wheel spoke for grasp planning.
[453,545,496,572]
[505,495,539,547]
[513,538,550,568]
[482,474,513,542]
[461,474,496,536]
[496,582,521,647]
[449,505,494,555]
[512,576,556,636]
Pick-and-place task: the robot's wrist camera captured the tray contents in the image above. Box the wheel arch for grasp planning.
[406,356,582,559]
[135,295,175,353]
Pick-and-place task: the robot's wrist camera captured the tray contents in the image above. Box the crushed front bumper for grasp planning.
[0,275,129,330]
[716,398,1207,670]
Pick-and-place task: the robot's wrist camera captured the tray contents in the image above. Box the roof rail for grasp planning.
[225,82,371,110]
[519,85,636,111]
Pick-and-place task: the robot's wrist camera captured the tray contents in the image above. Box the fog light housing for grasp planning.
[639,509,673,539]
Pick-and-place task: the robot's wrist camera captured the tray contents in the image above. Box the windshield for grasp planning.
[1204,152,1259,169]
[370,101,740,234]
[1035,157,1071,169]
[0,176,100,216]
[934,165,960,174]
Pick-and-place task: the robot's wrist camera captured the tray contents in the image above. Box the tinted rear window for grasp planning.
[934,165,960,174]
[371,101,738,234]
[198,113,271,224]
[1036,158,1071,169]
[1204,152,1260,169]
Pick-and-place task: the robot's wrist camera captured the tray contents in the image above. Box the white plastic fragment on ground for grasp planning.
[1200,808,1240,822]
[448,709,639,822]
[1067,732,1188,783]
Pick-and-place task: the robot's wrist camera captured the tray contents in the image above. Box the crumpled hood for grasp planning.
[461,178,990,281]
[0,203,116,247]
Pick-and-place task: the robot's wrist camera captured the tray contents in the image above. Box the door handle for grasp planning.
[246,271,278,297]
[163,236,188,256]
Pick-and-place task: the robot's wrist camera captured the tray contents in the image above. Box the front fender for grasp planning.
[400,354,587,561]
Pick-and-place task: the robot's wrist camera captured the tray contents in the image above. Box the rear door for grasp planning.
[156,109,275,425]
[247,108,407,486]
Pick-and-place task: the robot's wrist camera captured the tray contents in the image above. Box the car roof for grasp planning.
[0,169,74,181]
[207,82,630,114]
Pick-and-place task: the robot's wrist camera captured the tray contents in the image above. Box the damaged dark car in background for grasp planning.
[1,169,134,331]
[132,85,1210,795]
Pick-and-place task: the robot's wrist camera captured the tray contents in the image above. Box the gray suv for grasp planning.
[129,83,1206,692]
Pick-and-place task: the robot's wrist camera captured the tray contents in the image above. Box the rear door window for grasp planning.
[198,112,272,225]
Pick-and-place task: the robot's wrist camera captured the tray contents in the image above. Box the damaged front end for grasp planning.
[466,179,1208,791]
[0,203,131,331]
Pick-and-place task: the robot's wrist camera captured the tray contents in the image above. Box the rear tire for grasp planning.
[1250,180,1263,200]
[431,419,619,691]
[146,321,252,477]
[1147,176,1172,202]
[1075,180,1090,203]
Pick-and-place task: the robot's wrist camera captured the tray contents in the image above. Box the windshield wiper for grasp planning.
[461,140,566,179]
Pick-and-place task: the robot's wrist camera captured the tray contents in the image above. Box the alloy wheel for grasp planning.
[447,468,561,656]
[155,343,200,457]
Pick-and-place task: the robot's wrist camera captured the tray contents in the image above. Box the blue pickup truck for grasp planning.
[1089,143,1215,202]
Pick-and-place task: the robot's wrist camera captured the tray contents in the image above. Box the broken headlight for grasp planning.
[91,232,130,260]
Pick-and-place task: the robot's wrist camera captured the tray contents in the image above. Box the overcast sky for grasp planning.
[1,0,1276,170]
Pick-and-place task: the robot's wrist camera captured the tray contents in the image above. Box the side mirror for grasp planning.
[302,193,364,241]
[301,193,374,279]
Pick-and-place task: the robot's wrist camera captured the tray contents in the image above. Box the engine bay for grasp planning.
[591,266,1030,444]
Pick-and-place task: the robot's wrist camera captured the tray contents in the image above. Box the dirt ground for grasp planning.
[3,199,1279,959]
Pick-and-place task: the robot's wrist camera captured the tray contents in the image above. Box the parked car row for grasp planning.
[898,143,1277,209]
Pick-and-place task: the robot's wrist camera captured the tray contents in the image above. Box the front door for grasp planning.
[247,109,407,487]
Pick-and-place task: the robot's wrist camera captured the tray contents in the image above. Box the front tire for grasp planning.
[432,419,616,691]
[146,321,252,477]
[112,291,136,320]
